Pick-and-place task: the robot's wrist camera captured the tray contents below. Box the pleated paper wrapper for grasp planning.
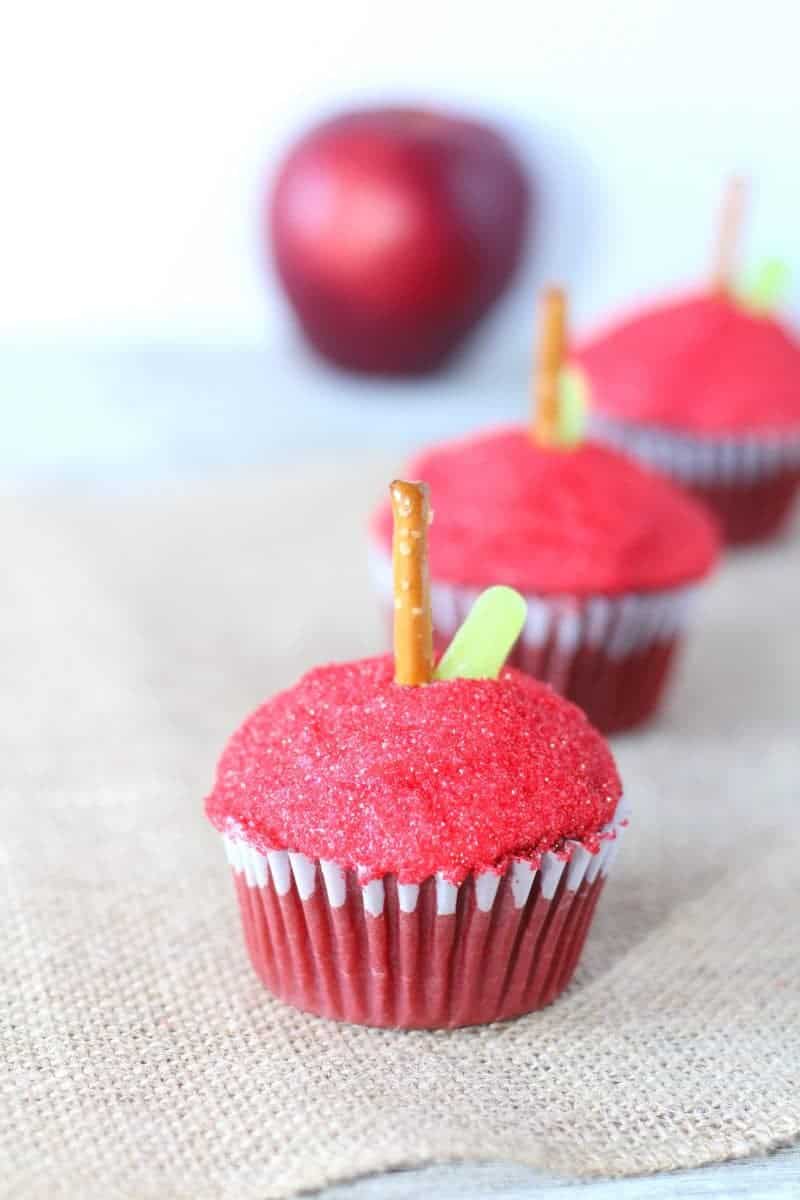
[222,798,629,1029]
[590,412,800,544]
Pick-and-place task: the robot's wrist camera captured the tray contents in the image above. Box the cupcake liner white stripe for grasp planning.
[267,850,291,895]
[435,873,459,915]
[474,871,502,912]
[539,854,566,901]
[369,540,698,661]
[397,883,420,913]
[510,860,536,907]
[320,860,347,908]
[566,842,594,890]
[361,879,385,917]
[288,852,316,900]
[221,794,627,916]
[589,413,800,484]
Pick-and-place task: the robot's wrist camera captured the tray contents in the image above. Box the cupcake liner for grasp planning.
[222,798,629,1029]
[369,543,697,733]
[590,413,800,544]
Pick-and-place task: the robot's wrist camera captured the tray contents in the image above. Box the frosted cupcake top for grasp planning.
[371,428,719,596]
[205,655,621,885]
[575,291,800,435]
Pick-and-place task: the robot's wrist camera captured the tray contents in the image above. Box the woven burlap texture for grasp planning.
[2,460,799,1200]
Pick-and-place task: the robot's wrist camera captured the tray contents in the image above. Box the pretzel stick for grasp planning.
[712,175,747,293]
[532,286,567,445]
[390,480,433,686]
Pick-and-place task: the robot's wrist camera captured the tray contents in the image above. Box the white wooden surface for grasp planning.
[314,1151,800,1199]
[0,340,529,486]
[4,342,797,1198]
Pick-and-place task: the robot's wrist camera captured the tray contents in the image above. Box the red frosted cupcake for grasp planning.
[207,481,627,1028]
[370,293,720,733]
[576,182,800,544]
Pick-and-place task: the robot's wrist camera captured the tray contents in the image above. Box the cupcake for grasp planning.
[369,292,720,733]
[576,180,800,544]
[206,480,627,1028]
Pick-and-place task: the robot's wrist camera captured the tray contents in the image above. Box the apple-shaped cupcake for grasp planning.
[269,106,530,374]
[576,181,800,544]
[207,481,627,1028]
[370,291,720,733]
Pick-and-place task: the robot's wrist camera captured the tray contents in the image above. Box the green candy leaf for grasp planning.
[737,258,791,314]
[434,586,527,681]
[556,365,589,446]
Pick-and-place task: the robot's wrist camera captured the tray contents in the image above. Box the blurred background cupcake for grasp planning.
[369,290,721,732]
[576,181,800,545]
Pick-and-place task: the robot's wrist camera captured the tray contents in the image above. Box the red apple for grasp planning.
[269,107,531,375]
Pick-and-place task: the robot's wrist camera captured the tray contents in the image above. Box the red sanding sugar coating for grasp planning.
[576,291,800,434]
[371,429,718,596]
[206,656,621,885]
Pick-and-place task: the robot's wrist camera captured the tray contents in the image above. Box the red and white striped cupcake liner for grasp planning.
[590,413,800,545]
[369,544,698,734]
[222,797,628,1029]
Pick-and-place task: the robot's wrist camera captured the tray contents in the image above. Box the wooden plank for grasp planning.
[314,1146,800,1199]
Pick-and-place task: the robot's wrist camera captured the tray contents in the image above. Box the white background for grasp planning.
[2,0,799,346]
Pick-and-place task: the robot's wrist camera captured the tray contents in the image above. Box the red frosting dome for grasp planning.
[371,428,718,596]
[575,291,800,434]
[205,655,621,884]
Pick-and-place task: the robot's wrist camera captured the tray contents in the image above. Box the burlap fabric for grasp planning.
[2,459,799,1199]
